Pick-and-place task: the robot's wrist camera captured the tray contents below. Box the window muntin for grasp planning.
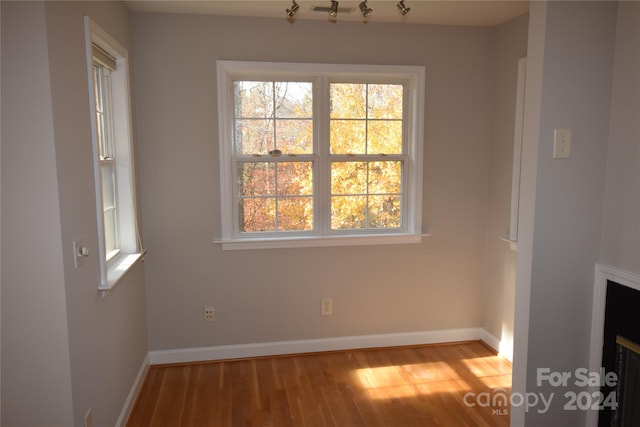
[217,61,424,249]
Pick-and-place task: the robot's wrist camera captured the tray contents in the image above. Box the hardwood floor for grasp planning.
[126,341,511,427]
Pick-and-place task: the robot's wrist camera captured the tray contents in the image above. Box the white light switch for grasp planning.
[553,128,571,159]
[73,238,89,269]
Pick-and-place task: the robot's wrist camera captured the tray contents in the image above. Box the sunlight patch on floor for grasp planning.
[355,362,472,399]
[461,356,513,389]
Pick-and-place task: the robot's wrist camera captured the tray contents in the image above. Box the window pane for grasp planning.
[238,162,275,196]
[96,113,106,158]
[101,163,116,209]
[93,65,103,112]
[235,81,313,156]
[331,161,403,230]
[277,162,313,195]
[330,120,366,154]
[104,207,117,254]
[330,83,366,119]
[95,67,114,160]
[367,120,403,154]
[93,66,105,155]
[235,119,274,155]
[331,196,366,229]
[368,84,403,119]
[234,81,274,118]
[368,161,402,194]
[278,197,313,231]
[94,64,111,160]
[275,82,312,118]
[240,198,275,232]
[276,119,312,154]
[369,195,401,228]
[331,162,366,195]
[238,162,314,232]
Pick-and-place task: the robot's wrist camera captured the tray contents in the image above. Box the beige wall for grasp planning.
[511,2,618,425]
[45,2,149,425]
[2,1,149,425]
[1,2,74,425]
[600,1,639,276]
[482,12,529,360]
[132,13,497,351]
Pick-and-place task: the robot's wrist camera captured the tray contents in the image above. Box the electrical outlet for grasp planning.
[84,408,92,427]
[204,306,215,321]
[321,298,333,316]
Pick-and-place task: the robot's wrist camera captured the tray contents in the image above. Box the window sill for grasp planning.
[98,251,146,297]
[214,233,431,251]
[499,237,518,252]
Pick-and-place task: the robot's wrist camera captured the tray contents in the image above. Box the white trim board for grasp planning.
[115,354,150,427]
[148,328,507,365]
[480,329,514,363]
[586,264,640,427]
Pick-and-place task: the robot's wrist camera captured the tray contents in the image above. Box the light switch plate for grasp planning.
[553,128,571,159]
[73,238,86,269]
[321,298,333,316]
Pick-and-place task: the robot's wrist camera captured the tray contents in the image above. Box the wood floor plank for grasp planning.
[150,365,190,425]
[126,366,164,426]
[126,341,511,427]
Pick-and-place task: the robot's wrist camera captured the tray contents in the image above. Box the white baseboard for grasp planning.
[149,328,503,365]
[480,329,500,352]
[480,329,514,362]
[115,354,150,427]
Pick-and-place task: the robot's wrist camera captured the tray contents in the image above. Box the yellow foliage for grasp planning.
[235,81,404,232]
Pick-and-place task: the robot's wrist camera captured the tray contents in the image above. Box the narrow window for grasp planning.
[92,47,120,260]
[85,17,143,291]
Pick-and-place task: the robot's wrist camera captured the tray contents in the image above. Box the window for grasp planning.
[92,48,120,260]
[84,17,142,291]
[329,83,404,230]
[217,61,425,250]
[505,57,527,252]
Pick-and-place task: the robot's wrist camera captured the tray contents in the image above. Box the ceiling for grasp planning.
[124,1,530,26]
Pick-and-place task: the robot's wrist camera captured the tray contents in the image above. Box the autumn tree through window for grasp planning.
[330,83,404,230]
[235,81,314,232]
[217,61,425,249]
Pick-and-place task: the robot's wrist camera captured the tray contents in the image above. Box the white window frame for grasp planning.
[216,61,425,250]
[503,57,527,252]
[84,17,143,292]
[93,58,120,261]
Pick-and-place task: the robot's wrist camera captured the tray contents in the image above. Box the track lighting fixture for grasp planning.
[359,0,373,18]
[284,1,410,21]
[397,0,411,16]
[329,0,339,17]
[286,0,299,18]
